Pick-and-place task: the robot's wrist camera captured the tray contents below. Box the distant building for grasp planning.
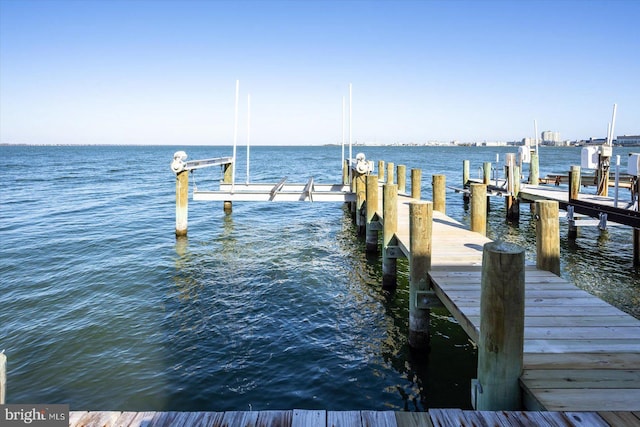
[617,135,640,146]
[541,131,561,145]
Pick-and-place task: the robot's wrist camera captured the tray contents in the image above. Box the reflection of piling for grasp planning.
[476,242,525,410]
[409,201,432,349]
[175,171,189,237]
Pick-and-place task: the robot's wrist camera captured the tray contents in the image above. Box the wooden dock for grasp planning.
[67,408,640,426]
[387,193,640,412]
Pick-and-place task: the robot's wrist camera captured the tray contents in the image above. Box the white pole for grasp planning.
[614,155,620,208]
[342,96,345,173]
[349,83,353,182]
[534,119,539,154]
[246,93,251,185]
[609,103,618,146]
[232,80,239,190]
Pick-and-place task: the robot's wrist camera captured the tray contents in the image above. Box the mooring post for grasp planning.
[635,178,640,267]
[505,153,519,222]
[343,159,350,186]
[223,162,233,213]
[463,160,470,203]
[382,184,398,289]
[409,201,433,349]
[378,160,385,182]
[387,162,395,185]
[530,153,539,185]
[355,172,367,235]
[0,351,5,404]
[483,161,492,212]
[397,164,406,194]
[432,174,446,213]
[475,241,525,410]
[470,183,487,235]
[411,168,421,199]
[175,170,189,237]
[366,175,379,253]
[568,165,581,239]
[535,200,561,275]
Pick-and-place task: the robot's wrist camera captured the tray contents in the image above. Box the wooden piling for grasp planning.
[343,159,350,185]
[387,162,395,185]
[530,153,539,185]
[175,171,189,237]
[355,173,366,235]
[409,201,432,349]
[635,179,640,267]
[483,162,492,212]
[411,168,421,200]
[463,160,470,203]
[397,165,406,194]
[382,184,398,289]
[0,351,5,404]
[432,174,446,213]
[365,175,379,253]
[569,165,581,201]
[535,200,561,276]
[476,241,525,411]
[505,154,519,222]
[470,183,487,235]
[378,160,385,182]
[223,163,233,213]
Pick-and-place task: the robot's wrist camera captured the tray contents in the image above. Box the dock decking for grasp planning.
[67,409,640,426]
[389,194,640,412]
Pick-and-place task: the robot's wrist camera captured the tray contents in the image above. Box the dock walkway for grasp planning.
[68,408,640,426]
[389,194,640,412]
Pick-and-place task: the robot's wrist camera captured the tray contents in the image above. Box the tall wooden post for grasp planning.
[366,175,379,253]
[175,171,189,237]
[470,183,487,235]
[382,184,398,289]
[530,153,539,185]
[505,153,519,222]
[409,201,433,349]
[0,351,6,404]
[476,242,525,411]
[411,168,422,199]
[355,173,366,235]
[535,200,561,275]
[343,159,350,185]
[223,163,233,213]
[568,165,581,239]
[432,174,446,213]
[483,161,492,213]
[378,160,385,182]
[387,162,395,185]
[463,160,470,203]
[397,164,406,194]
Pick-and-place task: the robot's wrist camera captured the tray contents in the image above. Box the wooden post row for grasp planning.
[475,241,525,411]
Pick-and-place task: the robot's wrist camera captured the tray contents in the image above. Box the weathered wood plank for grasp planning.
[220,411,260,427]
[521,369,640,388]
[530,389,640,411]
[71,411,122,427]
[327,411,361,427]
[360,411,397,427]
[428,409,466,427]
[394,412,432,427]
[256,410,293,427]
[292,409,326,427]
[597,411,640,427]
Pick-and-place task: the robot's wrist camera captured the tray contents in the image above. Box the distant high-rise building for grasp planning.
[541,131,561,145]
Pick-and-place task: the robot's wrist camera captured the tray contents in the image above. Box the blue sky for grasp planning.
[0,0,638,145]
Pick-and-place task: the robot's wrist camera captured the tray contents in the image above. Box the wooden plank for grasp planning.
[597,411,640,427]
[521,369,640,388]
[72,411,122,427]
[394,412,432,427]
[256,410,293,427]
[562,412,609,426]
[360,411,397,427]
[327,411,361,427]
[530,389,640,411]
[220,411,260,427]
[292,409,326,427]
[428,409,467,427]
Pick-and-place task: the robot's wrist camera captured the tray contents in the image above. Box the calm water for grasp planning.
[1,144,639,411]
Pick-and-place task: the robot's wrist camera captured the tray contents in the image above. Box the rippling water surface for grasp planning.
[1,144,638,411]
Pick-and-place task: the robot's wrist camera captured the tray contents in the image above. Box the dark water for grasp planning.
[1,144,638,411]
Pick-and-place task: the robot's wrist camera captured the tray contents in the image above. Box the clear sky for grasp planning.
[0,0,638,145]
